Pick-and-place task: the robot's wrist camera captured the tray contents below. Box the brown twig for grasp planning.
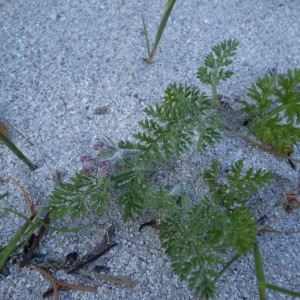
[34,257,136,287]
[8,176,35,215]
[35,266,97,300]
[67,242,117,274]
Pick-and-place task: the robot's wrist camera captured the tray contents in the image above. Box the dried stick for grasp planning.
[35,266,97,300]
[67,242,117,274]
[41,257,136,287]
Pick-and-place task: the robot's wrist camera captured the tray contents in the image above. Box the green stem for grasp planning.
[259,101,298,122]
[266,283,300,297]
[141,10,151,58]
[217,253,240,280]
[254,242,267,300]
[0,129,37,170]
[211,80,218,108]
[224,125,300,163]
[0,218,37,269]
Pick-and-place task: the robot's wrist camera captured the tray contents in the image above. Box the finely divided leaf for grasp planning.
[46,172,110,221]
[242,68,300,153]
[133,83,221,163]
[197,39,239,86]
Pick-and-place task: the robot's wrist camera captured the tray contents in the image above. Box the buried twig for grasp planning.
[35,256,137,287]
[35,266,97,300]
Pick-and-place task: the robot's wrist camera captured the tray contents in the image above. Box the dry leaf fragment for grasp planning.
[93,106,107,115]
[284,193,300,213]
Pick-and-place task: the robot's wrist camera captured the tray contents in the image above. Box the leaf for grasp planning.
[113,164,152,221]
[133,83,221,163]
[159,161,272,297]
[45,172,110,222]
[242,68,300,153]
[0,121,9,138]
[196,39,239,107]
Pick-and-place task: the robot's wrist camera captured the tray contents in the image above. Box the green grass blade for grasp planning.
[0,192,9,200]
[254,242,267,300]
[266,283,300,297]
[0,211,38,269]
[0,130,37,170]
[217,254,240,280]
[146,0,177,63]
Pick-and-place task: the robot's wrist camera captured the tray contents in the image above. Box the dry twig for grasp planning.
[35,266,97,300]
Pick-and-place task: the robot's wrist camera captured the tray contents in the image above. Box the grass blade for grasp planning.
[145,0,177,63]
[0,129,37,170]
[265,283,300,297]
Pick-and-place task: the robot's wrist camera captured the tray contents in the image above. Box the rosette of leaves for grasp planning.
[242,68,300,154]
[159,160,274,299]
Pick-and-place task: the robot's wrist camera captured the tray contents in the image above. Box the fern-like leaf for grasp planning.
[242,68,300,153]
[133,83,221,163]
[159,198,228,299]
[160,161,273,298]
[46,172,110,222]
[113,164,152,221]
[197,39,239,107]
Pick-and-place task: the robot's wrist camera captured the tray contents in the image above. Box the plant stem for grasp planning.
[217,253,240,280]
[266,283,300,297]
[224,125,300,163]
[211,80,218,108]
[141,10,151,58]
[254,242,267,300]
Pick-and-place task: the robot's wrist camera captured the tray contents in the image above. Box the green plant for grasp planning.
[46,171,111,222]
[242,69,300,154]
[197,39,239,107]
[44,40,299,298]
[0,198,89,270]
[159,160,273,299]
[254,241,300,299]
[142,0,177,63]
[2,40,300,299]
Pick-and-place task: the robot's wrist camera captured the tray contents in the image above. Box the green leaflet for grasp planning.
[159,160,274,298]
[197,39,239,107]
[45,172,110,222]
[133,83,221,163]
[242,68,300,154]
[113,166,152,222]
